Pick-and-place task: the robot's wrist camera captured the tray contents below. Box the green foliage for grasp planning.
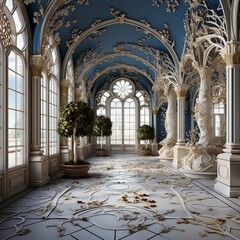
[93,115,112,137]
[137,124,155,141]
[57,101,94,138]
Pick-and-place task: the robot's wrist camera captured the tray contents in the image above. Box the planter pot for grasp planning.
[138,149,152,156]
[95,149,109,157]
[61,162,90,178]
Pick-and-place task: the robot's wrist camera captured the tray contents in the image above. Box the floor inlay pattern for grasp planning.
[1,154,240,240]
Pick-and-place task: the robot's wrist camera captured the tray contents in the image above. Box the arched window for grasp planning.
[136,91,150,125]
[111,98,122,144]
[4,1,28,169]
[96,91,110,116]
[41,37,60,156]
[95,78,151,152]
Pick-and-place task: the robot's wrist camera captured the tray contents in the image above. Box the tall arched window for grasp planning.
[95,78,151,152]
[41,37,60,156]
[111,98,122,144]
[136,91,150,125]
[5,1,28,169]
[96,91,110,116]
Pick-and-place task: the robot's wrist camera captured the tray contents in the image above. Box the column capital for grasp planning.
[30,55,43,78]
[174,84,189,98]
[61,79,70,96]
[75,87,82,101]
[152,106,159,115]
[223,41,240,66]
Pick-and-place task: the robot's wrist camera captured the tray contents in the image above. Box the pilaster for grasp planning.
[172,84,189,168]
[60,79,71,164]
[174,84,188,145]
[29,55,49,186]
[215,41,240,197]
[152,106,159,155]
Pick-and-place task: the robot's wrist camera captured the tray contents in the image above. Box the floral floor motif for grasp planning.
[1,154,240,240]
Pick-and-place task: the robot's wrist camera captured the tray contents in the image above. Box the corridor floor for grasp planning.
[1,154,240,240]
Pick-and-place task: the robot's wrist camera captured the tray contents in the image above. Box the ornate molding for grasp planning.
[0,9,11,48]
[152,0,179,13]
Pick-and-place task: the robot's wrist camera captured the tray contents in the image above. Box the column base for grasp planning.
[180,145,220,179]
[214,152,240,197]
[180,168,216,179]
[151,143,159,156]
[29,154,49,187]
[172,144,188,169]
[158,141,174,161]
[214,182,240,198]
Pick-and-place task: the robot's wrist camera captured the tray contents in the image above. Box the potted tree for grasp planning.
[57,101,94,177]
[137,124,155,156]
[93,115,112,156]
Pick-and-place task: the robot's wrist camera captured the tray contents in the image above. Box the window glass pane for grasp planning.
[6,0,14,12]
[16,93,24,110]
[17,33,26,50]
[8,51,16,71]
[8,109,15,128]
[13,9,23,32]
[8,70,15,89]
[8,90,16,109]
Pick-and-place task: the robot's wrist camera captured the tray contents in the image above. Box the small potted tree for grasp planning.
[57,101,94,177]
[93,115,112,156]
[137,124,155,156]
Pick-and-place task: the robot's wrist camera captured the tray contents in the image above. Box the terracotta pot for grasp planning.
[61,162,90,178]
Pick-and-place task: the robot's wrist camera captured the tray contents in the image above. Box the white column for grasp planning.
[215,41,240,197]
[29,55,49,186]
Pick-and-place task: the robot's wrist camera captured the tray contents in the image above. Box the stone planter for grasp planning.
[137,149,152,156]
[61,162,90,178]
[95,149,109,157]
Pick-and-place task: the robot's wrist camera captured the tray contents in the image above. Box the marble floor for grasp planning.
[1,154,240,240]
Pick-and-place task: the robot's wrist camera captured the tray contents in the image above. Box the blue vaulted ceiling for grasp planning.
[24,0,221,96]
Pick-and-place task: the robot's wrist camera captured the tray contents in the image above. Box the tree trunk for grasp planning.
[100,130,103,150]
[73,128,77,164]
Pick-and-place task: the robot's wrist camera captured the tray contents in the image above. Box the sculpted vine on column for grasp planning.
[181,67,222,177]
[158,88,177,160]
